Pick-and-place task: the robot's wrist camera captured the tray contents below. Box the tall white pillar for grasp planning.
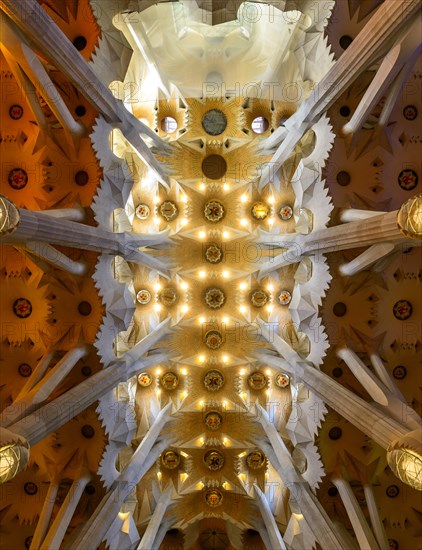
[70,405,172,550]
[253,485,287,550]
[39,472,92,550]
[137,484,173,550]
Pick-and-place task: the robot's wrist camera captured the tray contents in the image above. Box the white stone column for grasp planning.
[137,484,173,550]
[1,197,171,276]
[255,405,350,550]
[253,485,287,550]
[3,320,170,445]
[23,242,87,276]
[39,472,92,550]
[70,405,172,550]
[0,0,170,184]
[29,480,60,550]
[339,243,396,276]
[258,210,415,277]
[259,0,421,185]
[337,347,421,431]
[1,346,88,427]
[363,484,389,550]
[258,353,409,450]
[332,478,380,550]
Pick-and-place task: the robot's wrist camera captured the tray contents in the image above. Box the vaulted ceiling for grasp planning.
[0,1,421,550]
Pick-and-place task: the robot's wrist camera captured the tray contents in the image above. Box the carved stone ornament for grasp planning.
[204,370,225,392]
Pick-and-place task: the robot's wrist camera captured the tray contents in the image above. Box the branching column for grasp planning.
[70,405,172,550]
[260,354,409,449]
[0,196,171,275]
[255,405,350,550]
[259,0,421,184]
[137,485,173,550]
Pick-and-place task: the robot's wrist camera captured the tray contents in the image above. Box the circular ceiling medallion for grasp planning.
[204,370,225,392]
[204,449,225,471]
[13,298,32,318]
[205,488,223,507]
[138,372,153,387]
[403,105,417,121]
[136,289,152,305]
[386,484,399,498]
[251,201,269,220]
[278,290,291,305]
[246,450,266,470]
[202,155,227,180]
[398,169,418,191]
[393,300,412,320]
[205,244,223,263]
[204,411,223,431]
[247,371,268,390]
[8,168,28,190]
[204,200,225,222]
[278,205,293,221]
[392,365,406,380]
[9,104,23,120]
[18,363,32,378]
[275,373,290,388]
[204,287,226,309]
[202,109,228,136]
[161,450,180,470]
[159,200,179,221]
[160,372,179,390]
[250,289,268,308]
[159,287,178,307]
[135,203,150,220]
[24,482,38,495]
[205,330,223,350]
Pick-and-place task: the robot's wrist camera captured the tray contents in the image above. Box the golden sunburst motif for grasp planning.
[184,97,247,142]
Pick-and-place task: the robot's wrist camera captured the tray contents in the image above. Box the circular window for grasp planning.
[201,155,227,180]
[329,427,342,440]
[336,171,351,186]
[340,106,351,117]
[75,170,89,186]
[398,169,418,191]
[160,116,178,134]
[251,116,269,134]
[9,105,24,120]
[339,35,353,49]
[202,109,227,136]
[73,36,87,51]
[386,485,399,498]
[81,425,95,438]
[13,298,32,318]
[393,300,412,320]
[78,301,92,316]
[18,363,32,377]
[8,168,28,190]
[328,486,338,497]
[75,105,86,117]
[333,302,347,317]
[393,365,407,380]
[403,105,417,121]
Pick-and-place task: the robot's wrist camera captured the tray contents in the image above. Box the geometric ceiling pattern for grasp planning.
[0,1,420,550]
